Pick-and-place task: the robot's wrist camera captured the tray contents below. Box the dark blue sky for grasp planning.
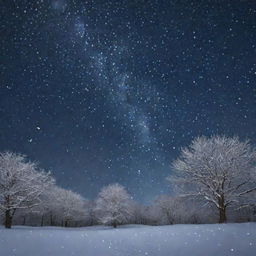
[1,0,256,203]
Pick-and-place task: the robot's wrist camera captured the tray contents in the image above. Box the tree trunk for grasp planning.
[166,211,173,225]
[219,207,227,223]
[50,214,54,226]
[64,220,68,227]
[218,195,227,223]
[113,222,117,228]
[5,209,12,229]
[22,216,26,226]
[50,214,53,226]
[41,215,44,226]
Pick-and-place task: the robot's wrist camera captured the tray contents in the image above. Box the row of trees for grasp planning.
[3,185,255,229]
[1,136,256,228]
[0,152,134,228]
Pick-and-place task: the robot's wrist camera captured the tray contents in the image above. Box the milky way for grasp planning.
[1,0,256,203]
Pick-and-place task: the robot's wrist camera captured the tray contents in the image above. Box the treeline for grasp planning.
[2,185,256,229]
[0,136,256,229]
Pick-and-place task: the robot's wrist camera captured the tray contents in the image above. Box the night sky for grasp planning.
[1,0,256,203]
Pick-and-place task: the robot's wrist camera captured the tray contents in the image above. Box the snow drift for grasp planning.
[0,223,255,256]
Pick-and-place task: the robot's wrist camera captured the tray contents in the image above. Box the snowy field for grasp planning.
[0,223,255,256]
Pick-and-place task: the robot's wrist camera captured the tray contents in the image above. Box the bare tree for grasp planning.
[167,136,256,223]
[95,183,134,228]
[0,152,54,228]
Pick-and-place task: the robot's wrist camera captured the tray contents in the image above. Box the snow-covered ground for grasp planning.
[0,223,255,256]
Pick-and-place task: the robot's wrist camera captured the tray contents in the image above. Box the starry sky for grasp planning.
[1,0,256,203]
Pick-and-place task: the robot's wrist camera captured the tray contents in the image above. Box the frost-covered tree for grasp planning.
[168,136,256,223]
[54,187,87,227]
[132,203,150,225]
[12,185,88,227]
[151,196,215,225]
[84,200,97,226]
[95,183,133,228]
[0,152,54,228]
[32,184,60,226]
[152,196,182,224]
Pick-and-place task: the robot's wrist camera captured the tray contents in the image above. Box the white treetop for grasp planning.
[54,187,86,224]
[95,183,133,227]
[0,151,54,212]
[168,136,256,222]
